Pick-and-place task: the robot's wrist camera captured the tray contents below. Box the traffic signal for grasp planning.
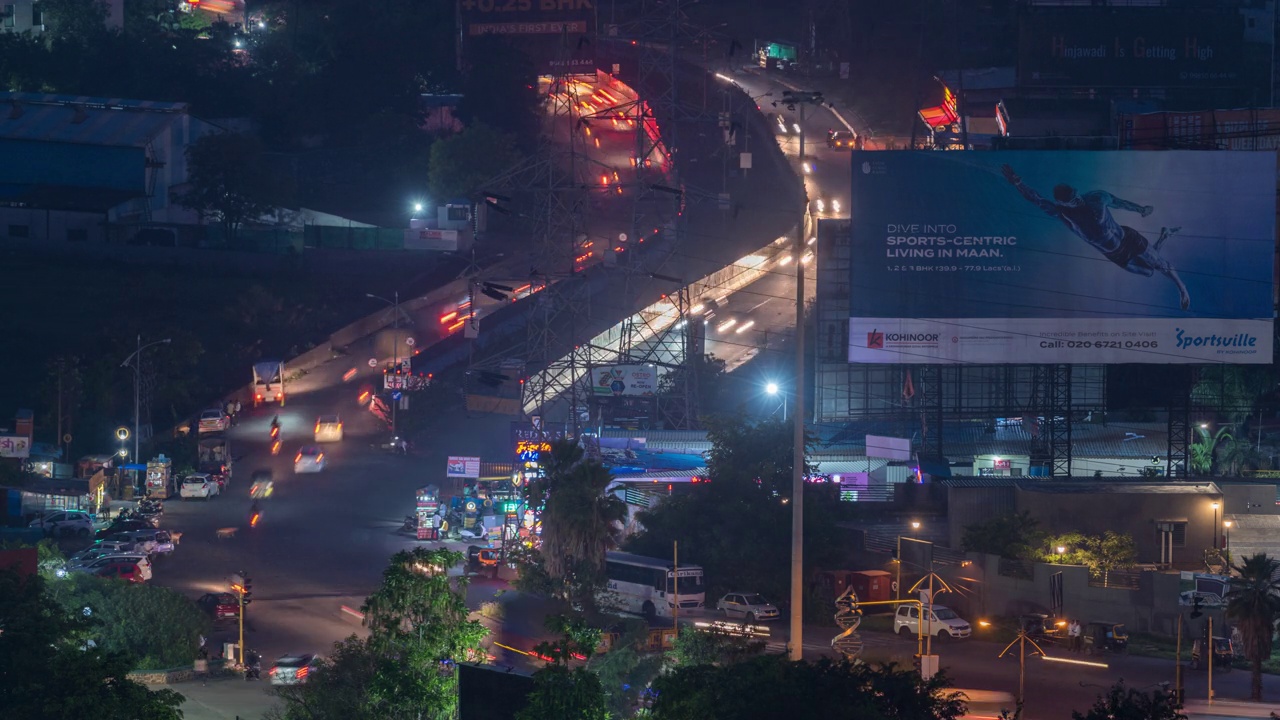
[241,573,253,608]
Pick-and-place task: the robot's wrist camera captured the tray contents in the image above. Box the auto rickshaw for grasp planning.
[1019,613,1066,645]
[1190,636,1233,671]
[1083,621,1129,655]
[249,470,274,499]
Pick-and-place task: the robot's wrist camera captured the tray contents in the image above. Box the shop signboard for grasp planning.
[446,456,481,479]
[404,228,459,252]
[0,435,30,458]
[847,151,1275,365]
[591,364,661,397]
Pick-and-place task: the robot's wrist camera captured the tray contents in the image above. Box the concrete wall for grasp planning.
[1015,486,1220,568]
[968,552,1195,636]
[0,207,106,243]
[947,486,1016,549]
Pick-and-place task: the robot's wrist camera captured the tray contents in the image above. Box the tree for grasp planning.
[1225,553,1280,701]
[648,656,966,720]
[0,569,185,720]
[1070,681,1186,720]
[45,573,208,670]
[1043,531,1137,587]
[532,440,627,611]
[458,33,541,149]
[668,625,766,667]
[427,123,521,201]
[361,547,487,719]
[626,416,839,603]
[268,636,380,720]
[657,354,728,427]
[960,511,1044,560]
[518,616,611,720]
[177,131,285,243]
[38,0,109,44]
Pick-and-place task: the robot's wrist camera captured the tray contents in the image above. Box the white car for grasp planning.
[198,409,231,434]
[270,654,321,685]
[29,510,94,538]
[894,604,972,639]
[97,529,174,556]
[65,553,153,581]
[180,473,220,499]
[716,593,781,622]
[294,446,326,474]
[314,415,343,443]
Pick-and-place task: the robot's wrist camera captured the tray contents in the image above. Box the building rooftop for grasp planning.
[0,93,189,148]
[1016,481,1220,495]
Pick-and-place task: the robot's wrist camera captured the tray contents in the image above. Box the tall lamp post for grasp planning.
[121,335,171,464]
[1211,501,1220,550]
[367,292,403,436]
[788,219,806,661]
[1223,519,1232,555]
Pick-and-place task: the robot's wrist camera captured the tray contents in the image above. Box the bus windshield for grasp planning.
[667,572,704,594]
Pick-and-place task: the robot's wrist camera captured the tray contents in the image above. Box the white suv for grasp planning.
[29,510,94,538]
[894,604,972,639]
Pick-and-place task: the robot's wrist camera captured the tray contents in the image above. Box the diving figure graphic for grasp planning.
[1001,164,1190,311]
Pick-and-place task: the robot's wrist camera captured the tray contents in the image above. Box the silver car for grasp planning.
[716,593,781,622]
[270,654,320,685]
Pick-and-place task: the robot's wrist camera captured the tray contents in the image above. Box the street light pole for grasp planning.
[998,628,1045,714]
[367,292,403,437]
[122,335,171,464]
[788,221,805,661]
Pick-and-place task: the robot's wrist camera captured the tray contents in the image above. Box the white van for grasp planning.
[894,604,972,639]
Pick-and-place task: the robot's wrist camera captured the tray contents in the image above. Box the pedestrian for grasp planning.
[1067,619,1082,653]
[225,399,235,419]
[234,398,242,417]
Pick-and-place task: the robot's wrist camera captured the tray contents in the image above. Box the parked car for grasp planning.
[198,409,231,434]
[67,553,153,581]
[93,561,146,583]
[93,536,143,555]
[893,604,972,639]
[95,518,155,540]
[270,654,321,685]
[100,529,174,556]
[716,593,781,622]
[29,510,93,538]
[314,415,343,443]
[197,592,241,624]
[294,446,326,474]
[180,473,220,499]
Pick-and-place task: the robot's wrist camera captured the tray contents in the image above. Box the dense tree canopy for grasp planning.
[1225,553,1280,702]
[0,570,186,720]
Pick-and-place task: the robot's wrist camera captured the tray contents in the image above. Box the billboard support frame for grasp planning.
[1045,364,1073,478]
[1167,367,1194,479]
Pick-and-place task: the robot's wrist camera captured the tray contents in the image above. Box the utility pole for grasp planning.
[788,219,806,661]
[122,336,170,464]
[673,541,680,641]
[367,292,404,436]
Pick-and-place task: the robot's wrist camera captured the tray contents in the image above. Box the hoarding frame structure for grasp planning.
[457,0,597,77]
[847,150,1276,366]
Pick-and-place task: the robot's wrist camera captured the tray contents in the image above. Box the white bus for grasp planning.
[603,551,705,618]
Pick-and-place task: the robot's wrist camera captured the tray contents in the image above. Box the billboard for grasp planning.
[1120,108,1280,151]
[1018,7,1268,91]
[848,151,1275,365]
[591,365,661,397]
[446,456,481,479]
[459,0,596,75]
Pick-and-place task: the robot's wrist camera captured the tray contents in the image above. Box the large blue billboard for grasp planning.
[848,151,1275,364]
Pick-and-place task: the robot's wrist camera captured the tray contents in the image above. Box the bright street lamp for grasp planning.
[911,521,921,531]
[764,381,787,421]
[1056,546,1066,555]
[413,203,424,213]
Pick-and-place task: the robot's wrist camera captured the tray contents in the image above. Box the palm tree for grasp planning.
[1225,553,1280,701]
[538,440,628,605]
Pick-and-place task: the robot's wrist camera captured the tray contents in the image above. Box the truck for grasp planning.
[253,360,286,407]
[197,436,232,491]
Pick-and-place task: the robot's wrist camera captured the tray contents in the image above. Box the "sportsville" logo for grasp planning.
[1174,328,1257,350]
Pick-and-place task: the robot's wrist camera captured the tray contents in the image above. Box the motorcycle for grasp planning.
[244,651,262,680]
[402,514,418,533]
[249,502,262,528]
[375,436,410,455]
[270,439,282,455]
